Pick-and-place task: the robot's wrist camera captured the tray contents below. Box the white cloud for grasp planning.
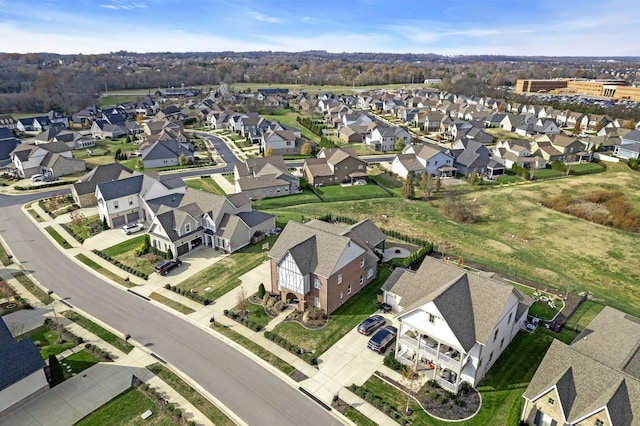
[247,12,284,24]
[100,1,148,10]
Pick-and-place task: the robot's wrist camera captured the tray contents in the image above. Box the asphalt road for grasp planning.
[0,193,342,426]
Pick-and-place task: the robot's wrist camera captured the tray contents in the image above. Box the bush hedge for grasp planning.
[164,284,213,306]
[223,309,263,332]
[92,249,149,280]
[348,384,410,425]
[264,330,318,365]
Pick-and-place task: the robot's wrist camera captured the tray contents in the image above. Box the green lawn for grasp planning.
[184,176,226,195]
[530,169,563,179]
[495,175,522,184]
[74,387,178,426]
[62,350,99,378]
[252,190,321,210]
[147,363,235,426]
[564,300,605,333]
[212,322,295,375]
[63,310,134,354]
[12,271,52,304]
[149,292,195,314]
[314,183,392,202]
[570,163,604,174]
[66,215,102,241]
[177,236,279,300]
[102,235,156,276]
[45,226,72,249]
[528,299,563,321]
[240,301,272,328]
[272,265,391,355]
[343,406,379,426]
[18,325,76,359]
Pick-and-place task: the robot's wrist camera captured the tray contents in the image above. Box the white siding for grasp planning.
[277,252,309,294]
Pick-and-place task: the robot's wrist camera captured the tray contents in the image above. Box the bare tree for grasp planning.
[236,286,248,313]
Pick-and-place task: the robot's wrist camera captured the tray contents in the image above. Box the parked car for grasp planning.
[31,174,44,182]
[368,325,398,353]
[122,223,144,235]
[155,258,182,275]
[357,314,385,335]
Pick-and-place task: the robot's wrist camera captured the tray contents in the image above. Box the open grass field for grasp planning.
[260,163,640,317]
[74,387,178,426]
[272,265,391,356]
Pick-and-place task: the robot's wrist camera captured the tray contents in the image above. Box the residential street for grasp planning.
[0,193,343,426]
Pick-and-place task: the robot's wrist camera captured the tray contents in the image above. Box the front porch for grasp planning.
[396,329,468,393]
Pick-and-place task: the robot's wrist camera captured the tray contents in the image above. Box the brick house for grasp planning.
[268,219,385,315]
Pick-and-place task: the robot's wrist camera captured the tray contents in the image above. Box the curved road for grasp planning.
[0,193,341,426]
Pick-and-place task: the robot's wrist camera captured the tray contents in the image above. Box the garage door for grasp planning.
[112,216,126,227]
[176,243,189,256]
[126,211,139,223]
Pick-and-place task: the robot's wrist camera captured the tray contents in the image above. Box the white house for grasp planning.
[391,143,455,178]
[614,129,640,160]
[365,126,412,151]
[382,257,530,393]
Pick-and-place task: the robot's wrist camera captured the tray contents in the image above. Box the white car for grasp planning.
[122,223,144,235]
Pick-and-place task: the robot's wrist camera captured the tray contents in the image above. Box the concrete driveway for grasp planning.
[301,312,396,404]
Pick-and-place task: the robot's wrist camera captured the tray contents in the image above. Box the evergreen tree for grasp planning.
[401,171,416,199]
[48,354,65,387]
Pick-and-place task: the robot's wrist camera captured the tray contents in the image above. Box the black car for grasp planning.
[357,314,385,335]
[155,258,182,275]
[368,325,398,353]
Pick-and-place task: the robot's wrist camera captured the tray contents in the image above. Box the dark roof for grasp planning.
[142,139,193,161]
[0,317,46,391]
[236,210,275,228]
[96,174,144,200]
[74,163,134,196]
[0,137,20,161]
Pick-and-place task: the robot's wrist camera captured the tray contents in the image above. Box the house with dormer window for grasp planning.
[382,256,530,393]
[268,219,385,314]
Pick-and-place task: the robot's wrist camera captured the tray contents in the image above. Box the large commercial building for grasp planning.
[516,78,640,100]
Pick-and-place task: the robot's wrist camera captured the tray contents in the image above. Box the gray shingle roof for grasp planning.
[236,211,275,228]
[0,317,46,391]
[388,256,524,350]
[96,174,144,200]
[73,163,134,196]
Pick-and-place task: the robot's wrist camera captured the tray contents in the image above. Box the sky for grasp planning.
[1,0,639,56]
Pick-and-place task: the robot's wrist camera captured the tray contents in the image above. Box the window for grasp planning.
[185,223,191,233]
[128,197,133,206]
[508,312,513,324]
[500,338,504,349]
[547,397,554,405]
[359,275,364,285]
[595,420,604,426]
[494,329,499,341]
[114,200,119,209]
[338,274,342,284]
[533,410,555,426]
[314,296,321,308]
[347,284,351,294]
[488,352,493,363]
[340,291,343,299]
[367,268,374,279]
[314,277,321,289]
[360,258,364,268]
[428,313,435,324]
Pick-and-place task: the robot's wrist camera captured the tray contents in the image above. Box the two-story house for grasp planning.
[493,140,546,170]
[534,134,585,163]
[141,139,194,169]
[268,219,385,315]
[382,256,530,393]
[391,143,456,178]
[365,126,412,151]
[261,128,308,155]
[521,307,640,425]
[234,155,301,199]
[303,147,367,186]
[147,189,274,256]
[10,141,86,179]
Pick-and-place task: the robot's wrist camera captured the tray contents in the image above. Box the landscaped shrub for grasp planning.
[257,283,265,299]
[383,350,402,371]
